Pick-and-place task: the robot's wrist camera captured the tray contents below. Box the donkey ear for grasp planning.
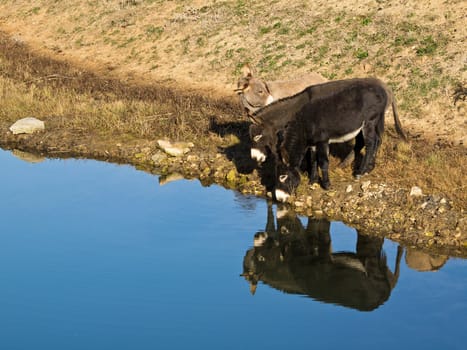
[279,144,290,166]
[242,64,253,78]
[263,81,272,94]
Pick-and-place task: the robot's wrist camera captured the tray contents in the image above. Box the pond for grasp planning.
[0,148,466,350]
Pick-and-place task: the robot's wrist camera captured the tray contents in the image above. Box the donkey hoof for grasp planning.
[309,177,319,185]
[320,180,331,190]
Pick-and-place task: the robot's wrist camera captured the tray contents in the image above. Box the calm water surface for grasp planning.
[0,149,466,350]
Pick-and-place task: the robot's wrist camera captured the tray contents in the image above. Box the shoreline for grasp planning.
[1,129,465,258]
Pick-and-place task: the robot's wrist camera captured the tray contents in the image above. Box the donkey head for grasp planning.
[235,64,274,115]
[274,163,301,203]
[249,123,280,164]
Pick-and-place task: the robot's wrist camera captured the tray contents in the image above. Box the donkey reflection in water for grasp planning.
[242,203,403,311]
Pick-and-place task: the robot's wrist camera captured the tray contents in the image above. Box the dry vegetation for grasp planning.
[0,2,465,216]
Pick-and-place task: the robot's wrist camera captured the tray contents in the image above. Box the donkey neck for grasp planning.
[251,89,311,126]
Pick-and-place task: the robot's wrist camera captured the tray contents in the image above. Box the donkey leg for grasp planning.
[352,132,365,175]
[355,131,377,177]
[316,142,331,189]
[367,133,382,172]
[366,113,385,172]
[307,146,319,184]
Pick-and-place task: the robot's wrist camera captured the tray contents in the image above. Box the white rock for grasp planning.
[9,117,45,134]
[410,186,423,197]
[346,184,353,193]
[186,155,199,162]
[157,139,193,157]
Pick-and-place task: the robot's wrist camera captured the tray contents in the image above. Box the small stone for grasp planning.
[410,186,423,197]
[9,117,45,134]
[310,183,320,190]
[151,151,167,165]
[346,184,353,193]
[361,180,371,192]
[186,155,199,162]
[294,201,304,207]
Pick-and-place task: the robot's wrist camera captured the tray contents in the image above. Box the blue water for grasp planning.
[0,149,466,350]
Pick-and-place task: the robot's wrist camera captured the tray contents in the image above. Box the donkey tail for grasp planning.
[391,98,407,141]
[385,85,407,141]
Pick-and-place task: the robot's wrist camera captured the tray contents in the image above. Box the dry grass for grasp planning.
[0,70,197,140]
[0,34,240,143]
[372,136,466,207]
[0,0,464,144]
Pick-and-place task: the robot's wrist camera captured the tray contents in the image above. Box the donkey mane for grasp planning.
[250,87,310,118]
[249,86,314,125]
[249,78,371,124]
[249,77,406,138]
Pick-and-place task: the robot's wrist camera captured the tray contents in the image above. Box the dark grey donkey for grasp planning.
[249,77,406,166]
[273,78,407,202]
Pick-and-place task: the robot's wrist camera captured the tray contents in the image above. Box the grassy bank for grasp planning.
[0,0,465,144]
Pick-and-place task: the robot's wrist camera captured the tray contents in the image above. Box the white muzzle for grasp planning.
[275,189,290,203]
[251,148,266,163]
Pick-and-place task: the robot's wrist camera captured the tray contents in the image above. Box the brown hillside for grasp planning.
[0,0,465,145]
